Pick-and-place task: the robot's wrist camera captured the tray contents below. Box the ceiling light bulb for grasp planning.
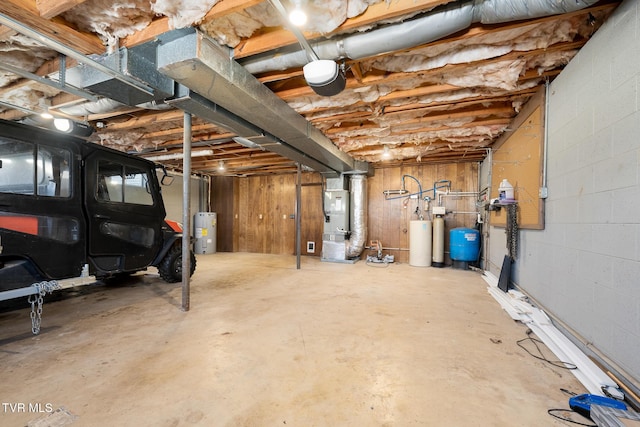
[218,160,226,171]
[382,145,391,159]
[289,7,307,26]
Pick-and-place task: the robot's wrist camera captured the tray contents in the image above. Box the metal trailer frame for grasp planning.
[0,265,97,334]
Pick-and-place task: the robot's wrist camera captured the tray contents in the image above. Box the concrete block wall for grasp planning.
[492,0,640,385]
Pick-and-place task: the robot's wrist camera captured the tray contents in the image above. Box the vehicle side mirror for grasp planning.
[157,164,174,186]
[161,174,174,186]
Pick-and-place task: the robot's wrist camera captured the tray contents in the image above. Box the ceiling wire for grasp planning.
[268,0,320,62]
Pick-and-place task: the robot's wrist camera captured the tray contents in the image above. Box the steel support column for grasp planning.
[181,112,192,311]
[296,163,302,270]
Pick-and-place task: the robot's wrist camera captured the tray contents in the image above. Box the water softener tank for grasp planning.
[432,216,445,267]
[409,220,432,267]
[450,228,480,266]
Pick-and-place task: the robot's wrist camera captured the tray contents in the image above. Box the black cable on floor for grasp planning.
[561,388,578,396]
[547,409,597,426]
[516,329,578,370]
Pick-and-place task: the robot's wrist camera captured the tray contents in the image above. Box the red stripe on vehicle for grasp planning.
[0,216,38,235]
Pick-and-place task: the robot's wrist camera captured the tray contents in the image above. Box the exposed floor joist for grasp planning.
[0,0,621,175]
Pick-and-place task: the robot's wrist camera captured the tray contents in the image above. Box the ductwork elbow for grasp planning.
[346,174,367,259]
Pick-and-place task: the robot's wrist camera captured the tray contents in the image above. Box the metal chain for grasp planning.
[506,204,518,259]
[27,281,60,335]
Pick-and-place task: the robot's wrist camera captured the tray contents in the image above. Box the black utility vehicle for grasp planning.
[0,119,195,292]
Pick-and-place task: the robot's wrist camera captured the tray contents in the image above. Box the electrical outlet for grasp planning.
[539,187,548,199]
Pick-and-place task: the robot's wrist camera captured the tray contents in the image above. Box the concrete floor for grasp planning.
[0,253,588,426]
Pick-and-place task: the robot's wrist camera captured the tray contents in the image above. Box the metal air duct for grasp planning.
[57,98,172,118]
[345,174,367,259]
[240,0,599,74]
[66,44,174,106]
[154,28,368,176]
[165,86,334,173]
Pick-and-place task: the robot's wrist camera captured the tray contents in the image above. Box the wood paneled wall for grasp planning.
[211,162,479,263]
[210,176,236,252]
[211,172,324,255]
[368,163,479,263]
[236,175,295,254]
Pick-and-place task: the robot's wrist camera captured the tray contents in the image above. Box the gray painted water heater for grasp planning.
[194,212,217,254]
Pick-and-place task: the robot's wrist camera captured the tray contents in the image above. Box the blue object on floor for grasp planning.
[569,394,627,419]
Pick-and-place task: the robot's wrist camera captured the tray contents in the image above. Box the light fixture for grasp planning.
[382,145,391,159]
[289,1,307,26]
[16,111,94,137]
[218,160,226,171]
[53,118,71,132]
[50,117,93,137]
[270,0,346,97]
[303,60,346,97]
[39,100,53,118]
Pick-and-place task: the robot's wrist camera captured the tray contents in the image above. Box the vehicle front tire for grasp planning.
[158,245,196,283]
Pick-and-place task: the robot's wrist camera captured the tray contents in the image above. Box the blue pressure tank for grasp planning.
[449,228,480,262]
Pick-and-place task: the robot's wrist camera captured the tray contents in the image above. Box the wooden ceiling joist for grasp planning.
[35,0,88,19]
[0,0,621,175]
[1,0,104,54]
[234,0,453,59]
